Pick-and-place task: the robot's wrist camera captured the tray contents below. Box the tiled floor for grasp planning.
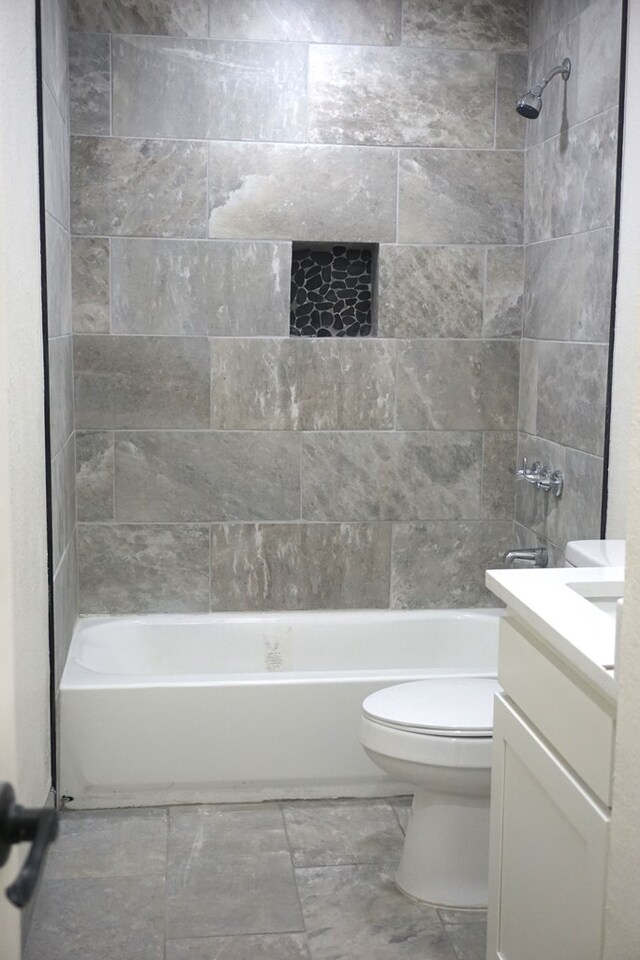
[25,798,487,960]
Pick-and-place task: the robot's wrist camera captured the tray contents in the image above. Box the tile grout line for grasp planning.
[163,807,170,958]
[278,802,310,940]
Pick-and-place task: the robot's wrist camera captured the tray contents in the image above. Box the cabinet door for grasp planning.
[486,695,609,960]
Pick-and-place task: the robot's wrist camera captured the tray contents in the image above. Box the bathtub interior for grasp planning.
[63,608,502,686]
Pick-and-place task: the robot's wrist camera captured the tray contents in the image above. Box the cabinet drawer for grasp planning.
[498,617,614,806]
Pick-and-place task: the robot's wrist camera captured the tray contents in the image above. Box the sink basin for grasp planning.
[567,580,623,621]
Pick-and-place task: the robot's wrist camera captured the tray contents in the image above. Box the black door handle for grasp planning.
[0,782,59,908]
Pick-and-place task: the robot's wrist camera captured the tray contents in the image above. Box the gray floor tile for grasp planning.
[296,864,457,960]
[443,922,488,960]
[166,804,304,938]
[166,933,311,960]
[390,797,413,834]
[282,799,404,867]
[438,909,488,925]
[24,875,165,960]
[45,807,168,879]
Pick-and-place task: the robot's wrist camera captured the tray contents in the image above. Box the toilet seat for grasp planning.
[363,677,499,738]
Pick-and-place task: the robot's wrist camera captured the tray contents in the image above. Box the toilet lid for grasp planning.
[362,678,499,737]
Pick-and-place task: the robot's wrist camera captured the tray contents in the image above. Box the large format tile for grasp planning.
[166,805,303,938]
[208,142,396,242]
[77,523,210,614]
[167,934,310,960]
[69,0,209,35]
[515,434,604,547]
[46,213,72,338]
[377,246,484,339]
[111,239,290,336]
[68,0,112,32]
[398,150,524,244]
[513,519,565,569]
[24,875,165,960]
[44,85,70,230]
[390,797,412,833]
[296,864,456,960]
[113,37,307,142]
[283,799,403,867]
[496,54,528,150]
[391,521,513,609]
[301,432,482,521]
[210,523,391,610]
[51,436,76,571]
[442,921,487,960]
[517,339,538,435]
[76,431,114,521]
[483,247,524,339]
[208,0,401,44]
[71,237,110,333]
[308,46,494,148]
[536,342,608,454]
[524,230,614,342]
[482,432,517,521]
[74,335,210,429]
[575,0,622,125]
[69,32,111,136]
[49,335,75,456]
[115,432,300,521]
[396,341,520,431]
[46,809,167,880]
[42,0,69,120]
[402,0,527,50]
[528,0,590,50]
[71,136,208,237]
[210,338,395,430]
[525,109,618,244]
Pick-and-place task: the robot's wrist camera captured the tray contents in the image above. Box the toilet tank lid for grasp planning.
[565,540,626,567]
[362,677,499,736]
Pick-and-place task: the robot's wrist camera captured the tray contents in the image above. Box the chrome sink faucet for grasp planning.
[503,547,549,568]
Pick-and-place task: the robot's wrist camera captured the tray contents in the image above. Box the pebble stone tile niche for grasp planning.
[290,244,376,337]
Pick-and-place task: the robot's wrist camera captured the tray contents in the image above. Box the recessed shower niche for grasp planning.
[290,243,377,337]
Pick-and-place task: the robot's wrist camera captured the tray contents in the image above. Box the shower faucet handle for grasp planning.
[515,457,541,484]
[515,458,564,498]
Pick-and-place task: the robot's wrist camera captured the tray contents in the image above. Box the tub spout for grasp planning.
[503,547,548,568]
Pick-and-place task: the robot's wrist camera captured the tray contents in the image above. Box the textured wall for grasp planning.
[69,0,529,613]
[43,0,78,685]
[515,0,622,560]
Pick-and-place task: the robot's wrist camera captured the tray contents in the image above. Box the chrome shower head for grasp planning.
[516,90,543,119]
[516,58,571,119]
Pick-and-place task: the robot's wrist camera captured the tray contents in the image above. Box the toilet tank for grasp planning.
[564,540,626,568]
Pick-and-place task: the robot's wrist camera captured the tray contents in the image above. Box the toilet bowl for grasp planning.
[360,676,498,908]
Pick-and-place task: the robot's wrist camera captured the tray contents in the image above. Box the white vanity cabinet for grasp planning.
[486,616,616,960]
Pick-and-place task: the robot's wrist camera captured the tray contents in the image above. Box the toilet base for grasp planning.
[395,786,490,907]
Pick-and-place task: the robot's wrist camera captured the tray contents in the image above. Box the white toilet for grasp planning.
[360,676,498,908]
[564,538,625,568]
[361,539,626,909]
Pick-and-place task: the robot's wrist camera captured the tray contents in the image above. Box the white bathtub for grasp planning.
[59,608,501,809]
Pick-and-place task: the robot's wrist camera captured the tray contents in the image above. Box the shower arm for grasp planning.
[530,58,572,97]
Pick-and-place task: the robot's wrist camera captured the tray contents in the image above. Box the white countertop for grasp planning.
[486,566,623,701]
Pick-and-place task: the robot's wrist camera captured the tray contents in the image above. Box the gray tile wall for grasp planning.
[517,0,622,560]
[43,0,78,687]
[69,0,529,613]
